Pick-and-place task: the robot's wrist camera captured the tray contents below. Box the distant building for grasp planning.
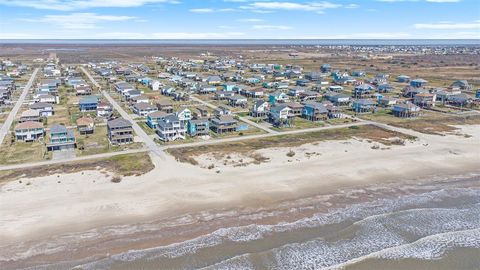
[392,103,421,118]
[352,99,377,113]
[410,79,428,88]
[413,93,436,108]
[251,100,269,118]
[302,101,328,121]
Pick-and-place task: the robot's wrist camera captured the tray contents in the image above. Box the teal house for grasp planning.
[146,111,168,129]
[46,124,76,151]
[222,83,236,91]
[188,119,209,136]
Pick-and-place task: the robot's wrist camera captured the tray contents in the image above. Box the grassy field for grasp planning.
[0,152,154,182]
[137,120,157,135]
[272,117,326,131]
[167,124,417,165]
[76,126,144,156]
[0,134,48,165]
[359,111,480,135]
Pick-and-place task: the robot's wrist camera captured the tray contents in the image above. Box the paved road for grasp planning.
[0,68,39,146]
[80,66,165,159]
[0,148,149,171]
[81,66,101,88]
[190,95,278,134]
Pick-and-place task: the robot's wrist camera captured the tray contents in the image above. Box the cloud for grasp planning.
[425,0,460,2]
[238,18,265,22]
[189,8,236,13]
[414,21,480,29]
[308,32,412,38]
[150,32,245,38]
[0,0,180,11]
[240,1,342,14]
[22,13,134,29]
[378,0,459,2]
[345,4,360,8]
[252,25,292,30]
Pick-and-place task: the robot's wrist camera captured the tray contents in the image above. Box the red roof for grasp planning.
[15,121,43,130]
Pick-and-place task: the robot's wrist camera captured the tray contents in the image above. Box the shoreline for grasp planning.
[1,125,480,267]
[2,173,479,270]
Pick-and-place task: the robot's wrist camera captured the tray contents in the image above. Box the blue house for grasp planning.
[321,64,331,73]
[140,77,152,85]
[269,91,288,105]
[410,79,428,88]
[46,124,76,151]
[79,96,99,112]
[378,84,394,93]
[302,101,328,121]
[187,119,210,136]
[352,99,377,113]
[353,84,375,98]
[476,90,480,99]
[146,111,168,129]
[222,83,236,91]
[397,75,411,83]
[245,77,260,84]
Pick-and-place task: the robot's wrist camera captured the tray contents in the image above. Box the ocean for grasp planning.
[3,175,480,270]
[0,39,479,46]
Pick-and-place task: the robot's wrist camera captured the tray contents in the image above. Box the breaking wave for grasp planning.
[75,188,480,270]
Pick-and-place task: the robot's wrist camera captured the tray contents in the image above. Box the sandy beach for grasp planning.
[1,124,480,268]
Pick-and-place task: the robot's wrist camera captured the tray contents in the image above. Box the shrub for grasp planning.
[111,176,122,183]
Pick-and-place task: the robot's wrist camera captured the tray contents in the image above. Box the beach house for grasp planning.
[46,124,76,151]
[269,104,293,127]
[210,115,238,133]
[132,103,157,117]
[188,119,210,137]
[79,96,99,112]
[392,103,421,118]
[353,84,375,98]
[268,91,289,105]
[97,101,112,118]
[14,121,44,142]
[156,100,174,113]
[410,79,428,88]
[30,102,54,117]
[251,100,269,118]
[146,111,168,129]
[107,118,134,145]
[413,93,436,108]
[302,101,328,121]
[76,116,95,135]
[156,114,187,141]
[352,99,377,113]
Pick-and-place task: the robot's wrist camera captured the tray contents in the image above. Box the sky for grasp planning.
[0,0,479,39]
